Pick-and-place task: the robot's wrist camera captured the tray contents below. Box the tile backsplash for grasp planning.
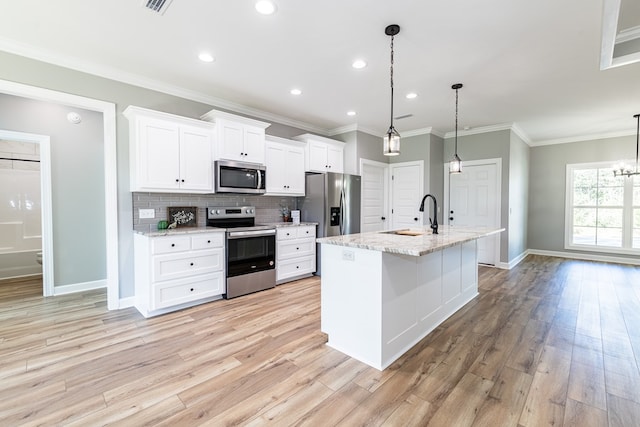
[132,192,299,232]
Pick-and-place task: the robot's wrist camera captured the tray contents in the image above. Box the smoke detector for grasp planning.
[142,0,173,14]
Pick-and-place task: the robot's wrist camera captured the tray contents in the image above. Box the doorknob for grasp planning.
[414,217,418,221]
[449,217,454,221]
[381,216,386,220]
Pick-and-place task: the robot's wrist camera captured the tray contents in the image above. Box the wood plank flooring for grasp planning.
[1,255,640,426]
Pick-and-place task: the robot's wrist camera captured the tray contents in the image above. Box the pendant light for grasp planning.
[383,24,401,156]
[613,113,640,177]
[449,83,463,174]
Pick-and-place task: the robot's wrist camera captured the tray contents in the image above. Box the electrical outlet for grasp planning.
[139,208,155,219]
[342,250,355,261]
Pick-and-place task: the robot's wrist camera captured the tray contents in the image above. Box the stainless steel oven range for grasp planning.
[207,206,276,299]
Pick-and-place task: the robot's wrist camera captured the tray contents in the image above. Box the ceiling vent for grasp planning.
[142,0,173,14]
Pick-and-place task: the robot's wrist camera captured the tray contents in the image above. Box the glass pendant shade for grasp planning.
[384,126,400,156]
[449,154,462,174]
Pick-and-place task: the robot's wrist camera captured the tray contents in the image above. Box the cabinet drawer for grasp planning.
[277,239,315,260]
[152,235,191,254]
[277,226,316,240]
[192,233,224,249]
[153,248,224,282]
[276,256,315,281]
[151,272,225,310]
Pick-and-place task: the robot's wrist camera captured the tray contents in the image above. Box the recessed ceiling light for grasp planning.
[255,0,277,15]
[352,59,367,69]
[290,88,302,95]
[347,111,357,116]
[406,92,418,99]
[198,52,214,63]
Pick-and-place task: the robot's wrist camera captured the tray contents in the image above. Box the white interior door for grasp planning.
[390,161,423,230]
[360,160,389,232]
[446,161,500,265]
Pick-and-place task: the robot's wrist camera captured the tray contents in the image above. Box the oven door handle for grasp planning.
[227,229,276,239]
[257,170,262,190]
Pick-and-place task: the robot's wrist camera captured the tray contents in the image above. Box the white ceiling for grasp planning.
[0,0,639,144]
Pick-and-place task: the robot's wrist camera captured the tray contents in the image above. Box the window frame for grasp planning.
[565,161,640,255]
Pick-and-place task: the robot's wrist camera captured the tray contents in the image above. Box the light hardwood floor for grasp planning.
[1,255,640,426]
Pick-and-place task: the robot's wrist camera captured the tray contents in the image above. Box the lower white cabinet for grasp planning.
[134,231,225,317]
[276,225,316,284]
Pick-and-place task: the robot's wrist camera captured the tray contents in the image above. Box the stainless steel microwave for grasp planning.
[214,160,266,194]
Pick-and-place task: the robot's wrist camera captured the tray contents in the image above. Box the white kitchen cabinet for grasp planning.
[134,231,225,317]
[276,225,316,284]
[125,106,214,193]
[293,133,344,173]
[201,109,270,165]
[265,136,306,196]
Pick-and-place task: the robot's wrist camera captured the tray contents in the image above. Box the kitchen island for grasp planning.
[317,226,503,370]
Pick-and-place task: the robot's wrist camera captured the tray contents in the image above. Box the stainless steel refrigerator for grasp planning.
[299,172,361,276]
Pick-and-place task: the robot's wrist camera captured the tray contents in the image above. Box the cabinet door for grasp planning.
[243,125,265,164]
[265,142,286,193]
[218,119,245,161]
[180,126,213,191]
[327,144,344,173]
[307,141,328,172]
[138,118,181,190]
[284,146,305,195]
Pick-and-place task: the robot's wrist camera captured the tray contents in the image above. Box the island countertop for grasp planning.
[316,225,504,256]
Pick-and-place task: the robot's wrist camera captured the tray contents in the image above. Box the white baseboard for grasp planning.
[528,249,640,266]
[54,279,106,295]
[118,296,136,309]
[493,250,530,270]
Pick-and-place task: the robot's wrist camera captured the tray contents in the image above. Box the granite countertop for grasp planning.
[316,226,504,256]
[135,226,226,237]
[260,222,318,228]
[135,222,317,237]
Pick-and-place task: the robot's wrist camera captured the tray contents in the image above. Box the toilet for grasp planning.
[36,252,42,265]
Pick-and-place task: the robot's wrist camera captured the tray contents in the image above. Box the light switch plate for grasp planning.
[139,208,155,219]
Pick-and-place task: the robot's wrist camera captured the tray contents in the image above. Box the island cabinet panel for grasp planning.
[320,239,479,371]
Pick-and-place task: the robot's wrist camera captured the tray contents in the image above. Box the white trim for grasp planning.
[600,0,621,70]
[531,129,637,147]
[444,158,502,266]
[0,130,53,296]
[444,123,516,139]
[496,249,529,270]
[359,159,390,232]
[118,296,136,309]
[402,127,444,139]
[528,249,640,266]
[53,279,106,296]
[326,124,380,138]
[616,25,640,43]
[0,79,120,309]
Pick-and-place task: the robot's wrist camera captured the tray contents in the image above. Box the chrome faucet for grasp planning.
[418,194,438,234]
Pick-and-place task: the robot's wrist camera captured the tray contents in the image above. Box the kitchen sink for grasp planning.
[379,229,425,236]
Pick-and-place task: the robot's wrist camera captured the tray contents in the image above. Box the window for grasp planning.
[566,162,640,254]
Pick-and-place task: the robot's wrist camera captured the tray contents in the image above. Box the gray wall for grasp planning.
[508,131,529,261]
[429,134,445,224]
[0,50,309,298]
[445,129,513,263]
[0,93,106,286]
[528,134,637,261]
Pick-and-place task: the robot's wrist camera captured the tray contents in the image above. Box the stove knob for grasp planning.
[215,209,221,215]
[248,208,254,214]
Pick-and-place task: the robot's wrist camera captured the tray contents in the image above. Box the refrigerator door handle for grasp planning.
[340,190,346,235]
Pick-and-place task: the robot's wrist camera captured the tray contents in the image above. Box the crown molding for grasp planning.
[326,123,380,138]
[0,37,329,135]
[530,129,637,147]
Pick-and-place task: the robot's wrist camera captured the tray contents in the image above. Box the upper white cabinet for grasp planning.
[125,106,214,193]
[265,136,306,196]
[201,109,270,165]
[293,133,344,173]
